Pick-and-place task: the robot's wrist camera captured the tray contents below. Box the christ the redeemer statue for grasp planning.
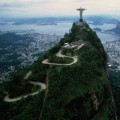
[77,7,86,22]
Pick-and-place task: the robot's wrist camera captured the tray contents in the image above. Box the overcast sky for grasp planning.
[0,0,120,18]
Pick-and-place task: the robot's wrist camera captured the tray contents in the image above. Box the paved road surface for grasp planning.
[42,50,78,66]
[4,81,46,102]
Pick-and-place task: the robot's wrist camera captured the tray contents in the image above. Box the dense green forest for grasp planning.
[0,22,116,120]
[109,70,120,120]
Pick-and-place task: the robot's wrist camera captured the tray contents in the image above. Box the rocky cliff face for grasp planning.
[0,21,117,120]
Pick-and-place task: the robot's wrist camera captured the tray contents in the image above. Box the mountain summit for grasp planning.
[0,21,117,120]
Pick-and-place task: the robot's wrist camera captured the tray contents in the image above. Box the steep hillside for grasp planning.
[0,21,116,120]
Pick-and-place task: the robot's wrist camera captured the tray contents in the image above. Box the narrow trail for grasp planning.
[39,72,49,120]
[4,81,46,102]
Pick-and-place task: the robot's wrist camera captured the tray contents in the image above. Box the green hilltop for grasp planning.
[0,21,116,120]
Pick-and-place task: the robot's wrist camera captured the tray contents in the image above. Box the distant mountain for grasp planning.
[93,27,102,32]
[115,22,120,34]
[107,21,120,34]
[1,16,119,26]
[85,16,119,25]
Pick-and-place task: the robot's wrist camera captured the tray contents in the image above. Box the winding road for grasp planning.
[3,42,85,120]
[38,44,84,119]
[74,44,84,51]
[42,50,78,66]
[4,81,46,102]
[24,71,32,80]
[4,43,84,103]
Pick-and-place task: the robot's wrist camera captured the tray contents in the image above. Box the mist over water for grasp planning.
[89,23,120,43]
[0,21,120,43]
[96,32,120,43]
[0,22,72,35]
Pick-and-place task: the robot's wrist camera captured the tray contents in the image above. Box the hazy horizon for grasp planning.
[0,0,120,18]
[0,15,120,20]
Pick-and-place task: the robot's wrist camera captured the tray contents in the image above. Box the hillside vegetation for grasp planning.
[0,22,116,120]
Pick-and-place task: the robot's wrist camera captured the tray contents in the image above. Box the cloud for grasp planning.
[0,0,120,17]
[0,0,56,11]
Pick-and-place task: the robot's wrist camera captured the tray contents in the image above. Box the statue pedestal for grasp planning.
[79,19,83,22]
